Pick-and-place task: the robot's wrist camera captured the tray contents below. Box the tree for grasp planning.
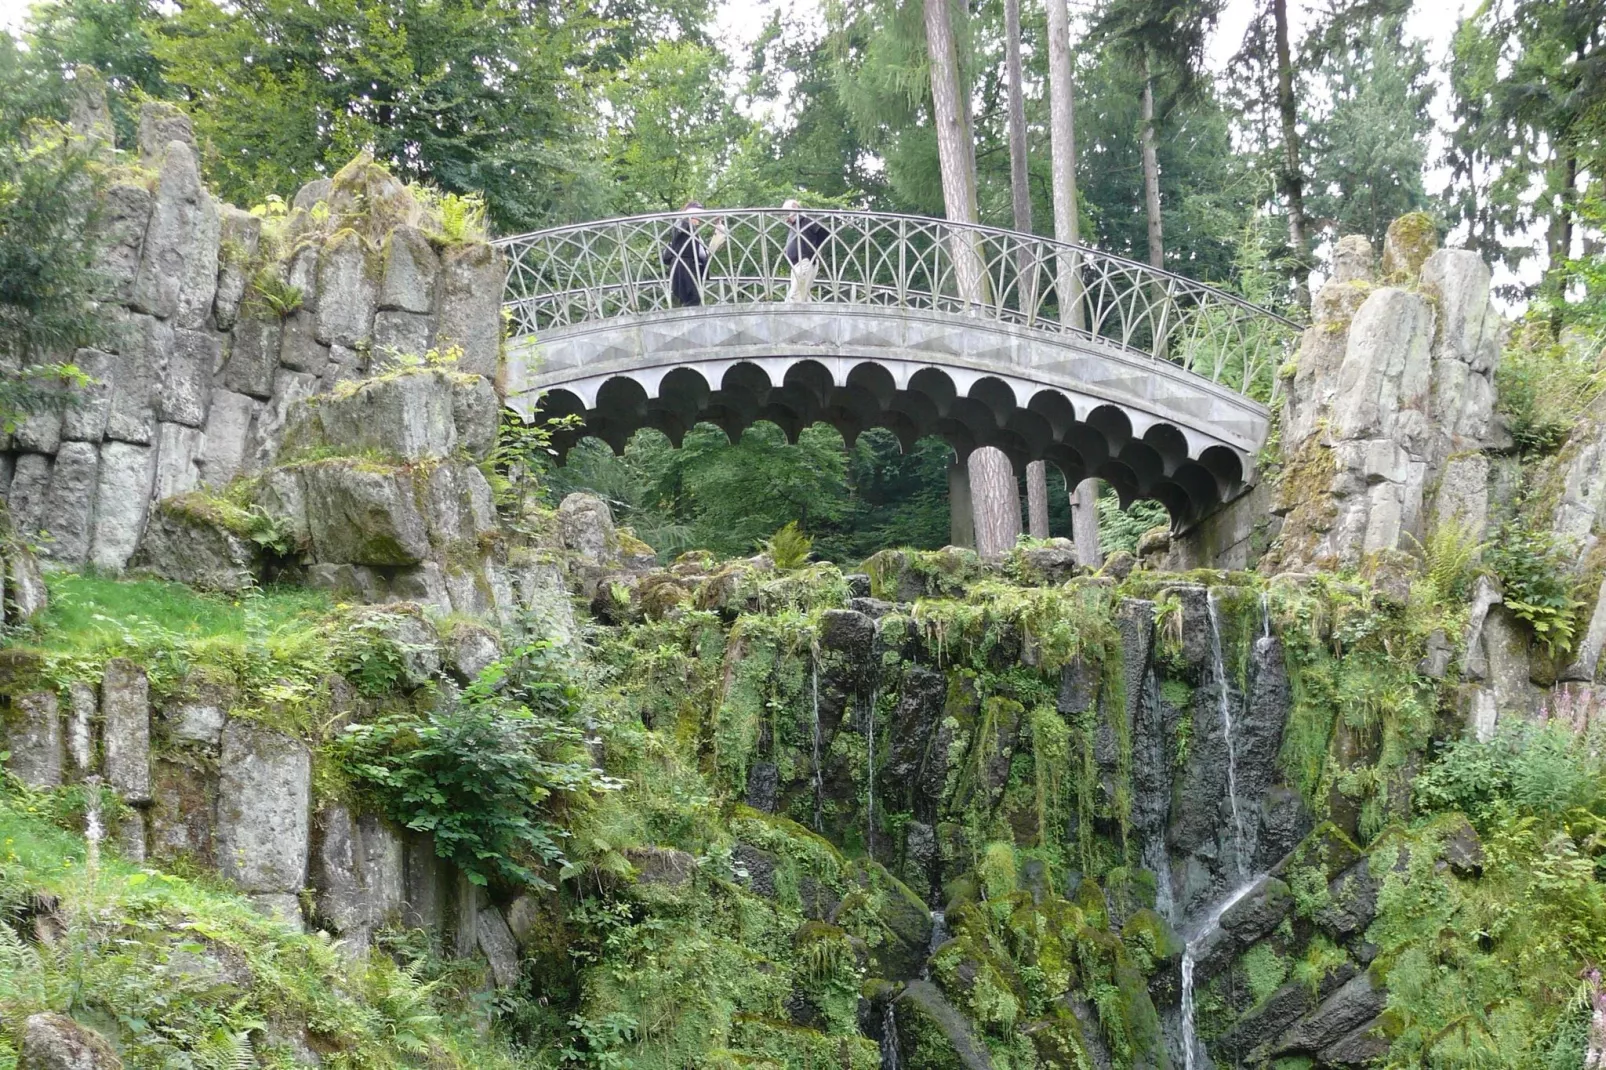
[23,0,166,147]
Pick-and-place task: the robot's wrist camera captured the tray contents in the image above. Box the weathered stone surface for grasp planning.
[1331,235,1374,284]
[101,659,151,804]
[1429,452,1488,538]
[8,453,52,537]
[224,316,282,398]
[130,497,261,592]
[1217,963,1359,1064]
[1315,858,1380,940]
[106,313,172,444]
[452,374,499,461]
[1219,876,1292,945]
[6,690,63,789]
[1331,288,1433,442]
[66,681,96,776]
[217,719,311,893]
[1381,213,1438,281]
[248,893,304,930]
[161,328,218,427]
[199,389,258,487]
[477,906,522,987]
[246,369,317,473]
[423,462,498,549]
[99,183,153,304]
[894,980,997,1070]
[311,804,404,950]
[130,141,219,329]
[277,312,327,373]
[1474,606,1535,723]
[351,606,441,685]
[371,309,434,360]
[434,242,504,377]
[40,441,100,565]
[20,1011,122,1070]
[136,101,194,164]
[61,348,114,441]
[290,369,460,463]
[149,757,215,866]
[116,811,146,862]
[214,205,262,330]
[88,441,157,572]
[446,621,501,682]
[299,461,431,566]
[164,685,230,749]
[13,403,62,454]
[1319,1017,1390,1066]
[1273,972,1388,1055]
[379,225,438,314]
[315,230,377,348]
[559,493,618,565]
[1015,539,1079,584]
[68,65,114,147]
[154,422,204,500]
[293,177,332,213]
[8,543,49,622]
[512,559,578,646]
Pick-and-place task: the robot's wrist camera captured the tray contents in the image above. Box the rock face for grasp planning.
[20,1013,122,1070]
[1262,220,1506,574]
[3,141,505,577]
[216,720,311,899]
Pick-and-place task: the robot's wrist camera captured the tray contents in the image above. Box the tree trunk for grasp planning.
[1140,51,1163,270]
[1004,0,1049,535]
[948,454,976,549]
[1026,462,1050,539]
[969,449,1021,560]
[1071,478,1101,567]
[1044,0,1083,330]
[924,0,984,304]
[1273,0,1309,311]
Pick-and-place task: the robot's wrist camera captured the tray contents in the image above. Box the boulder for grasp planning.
[558,493,618,565]
[1330,235,1374,284]
[894,980,996,1070]
[1272,971,1388,1055]
[130,496,262,593]
[149,757,215,866]
[372,310,434,361]
[245,369,318,474]
[298,461,430,566]
[8,543,49,622]
[101,659,151,804]
[216,719,311,893]
[422,462,498,550]
[20,1012,122,1070]
[6,690,63,789]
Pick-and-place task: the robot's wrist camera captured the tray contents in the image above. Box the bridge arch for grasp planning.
[496,209,1298,529]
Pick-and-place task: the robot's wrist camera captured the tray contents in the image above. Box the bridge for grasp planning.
[496,209,1300,528]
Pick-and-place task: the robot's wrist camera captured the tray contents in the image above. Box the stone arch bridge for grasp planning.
[496,209,1298,529]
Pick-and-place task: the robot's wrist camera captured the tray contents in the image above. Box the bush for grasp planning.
[1484,525,1584,656]
[1414,722,1604,824]
[336,641,621,887]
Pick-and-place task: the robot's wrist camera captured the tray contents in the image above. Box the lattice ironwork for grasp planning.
[494,208,1302,402]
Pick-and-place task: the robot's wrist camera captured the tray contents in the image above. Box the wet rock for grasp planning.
[1272,971,1388,1055]
[894,980,996,1070]
[1219,875,1292,945]
[20,1011,122,1069]
[6,690,63,789]
[1319,1016,1390,1066]
[744,762,778,812]
[1257,785,1312,868]
[216,719,311,893]
[733,844,779,899]
[1216,962,1358,1064]
[101,659,151,804]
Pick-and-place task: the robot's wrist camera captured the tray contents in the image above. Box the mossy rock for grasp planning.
[893,979,996,1070]
[864,547,985,602]
[1381,211,1440,282]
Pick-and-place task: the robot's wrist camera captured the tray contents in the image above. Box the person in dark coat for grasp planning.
[782,199,831,302]
[661,201,721,307]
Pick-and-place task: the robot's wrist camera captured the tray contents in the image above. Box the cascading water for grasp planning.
[1204,591,1247,880]
[880,1002,902,1070]
[1179,877,1262,1070]
[865,688,879,861]
[920,910,949,980]
[1259,591,1272,641]
[811,651,824,834]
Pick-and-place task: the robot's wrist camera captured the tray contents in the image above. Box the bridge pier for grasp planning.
[947,457,975,550]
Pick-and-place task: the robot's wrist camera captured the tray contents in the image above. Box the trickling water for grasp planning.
[811,653,824,834]
[1204,592,1247,881]
[1180,878,1262,1070]
[865,689,878,861]
[84,774,104,881]
[1259,591,1272,640]
[880,1002,902,1070]
[920,910,949,980]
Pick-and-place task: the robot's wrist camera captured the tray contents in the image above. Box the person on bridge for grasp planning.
[661,201,726,307]
[782,199,830,302]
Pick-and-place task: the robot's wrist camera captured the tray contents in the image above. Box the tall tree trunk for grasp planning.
[1004,0,1050,537]
[1140,50,1163,270]
[1071,478,1101,567]
[1045,0,1083,330]
[948,454,975,549]
[969,449,1021,559]
[926,0,1018,554]
[1273,0,1309,311]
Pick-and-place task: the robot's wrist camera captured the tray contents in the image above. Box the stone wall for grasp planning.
[1,96,505,577]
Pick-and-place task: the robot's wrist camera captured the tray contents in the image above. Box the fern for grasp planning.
[759,521,812,571]
[1409,521,1485,603]
[248,266,303,317]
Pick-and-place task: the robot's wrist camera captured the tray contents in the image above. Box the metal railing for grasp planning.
[495,209,1302,403]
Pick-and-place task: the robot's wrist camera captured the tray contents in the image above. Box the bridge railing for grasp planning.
[495,209,1302,403]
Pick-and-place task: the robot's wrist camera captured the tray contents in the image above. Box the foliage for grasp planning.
[1096,491,1169,557]
[760,521,813,571]
[1484,524,1584,657]
[336,641,620,888]
[1496,318,1603,455]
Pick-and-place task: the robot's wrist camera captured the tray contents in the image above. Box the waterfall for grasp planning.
[811,651,824,834]
[920,910,949,979]
[1259,591,1272,641]
[1204,591,1247,881]
[865,688,878,861]
[84,774,104,882]
[1180,877,1261,1070]
[880,1002,902,1070]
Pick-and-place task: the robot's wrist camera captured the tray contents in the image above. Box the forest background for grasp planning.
[0,0,1601,564]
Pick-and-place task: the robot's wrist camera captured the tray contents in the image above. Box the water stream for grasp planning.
[1204,591,1247,881]
[1259,591,1272,641]
[880,1002,902,1070]
[865,688,878,861]
[811,651,824,834]
[920,910,949,980]
[1179,877,1262,1070]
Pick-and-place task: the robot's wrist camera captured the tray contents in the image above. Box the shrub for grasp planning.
[336,641,622,887]
[759,520,812,571]
[1484,525,1584,656]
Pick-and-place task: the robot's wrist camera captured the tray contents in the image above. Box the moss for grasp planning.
[1241,940,1290,1006]
[1382,211,1440,282]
